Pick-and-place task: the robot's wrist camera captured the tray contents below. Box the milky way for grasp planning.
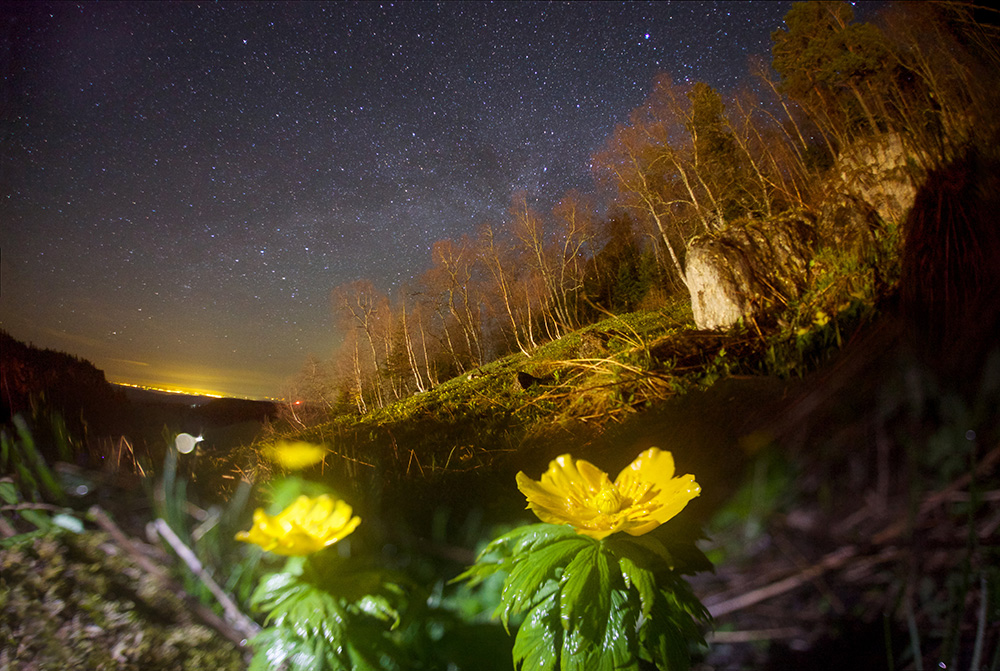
[2,1,803,398]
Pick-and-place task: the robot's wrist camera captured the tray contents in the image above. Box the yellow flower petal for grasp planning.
[264,441,327,470]
[235,494,361,556]
[516,448,700,540]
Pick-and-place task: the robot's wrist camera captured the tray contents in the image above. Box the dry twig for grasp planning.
[88,506,256,653]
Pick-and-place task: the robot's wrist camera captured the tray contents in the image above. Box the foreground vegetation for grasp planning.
[4,214,998,668]
[4,2,1000,668]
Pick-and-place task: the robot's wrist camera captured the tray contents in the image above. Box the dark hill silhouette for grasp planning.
[1,331,278,465]
[1,330,132,439]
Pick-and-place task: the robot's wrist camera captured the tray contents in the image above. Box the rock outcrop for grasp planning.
[687,212,816,330]
[837,133,920,225]
[686,133,922,331]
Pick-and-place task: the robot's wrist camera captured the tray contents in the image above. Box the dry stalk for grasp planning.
[88,506,256,653]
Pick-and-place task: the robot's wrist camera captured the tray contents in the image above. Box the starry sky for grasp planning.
[3,1,811,400]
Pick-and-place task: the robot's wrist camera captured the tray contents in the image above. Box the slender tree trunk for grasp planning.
[400,298,426,393]
[481,224,530,354]
[352,337,367,415]
[416,309,438,387]
[436,308,466,374]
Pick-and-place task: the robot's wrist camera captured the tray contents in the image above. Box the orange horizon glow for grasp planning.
[110,379,283,402]
[112,380,227,398]
[103,361,288,401]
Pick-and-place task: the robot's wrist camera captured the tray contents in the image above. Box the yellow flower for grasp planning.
[264,440,327,470]
[515,448,700,540]
[235,494,361,556]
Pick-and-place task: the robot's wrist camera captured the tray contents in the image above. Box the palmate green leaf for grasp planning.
[252,603,399,671]
[456,524,580,590]
[665,582,711,640]
[474,525,537,562]
[603,588,640,671]
[353,593,401,629]
[480,523,578,561]
[512,591,560,671]
[250,627,324,671]
[251,572,348,646]
[558,544,605,634]
[558,549,639,671]
[499,535,591,624]
[617,555,657,622]
[606,534,674,570]
[251,572,303,609]
[453,525,545,588]
[248,561,406,671]
[452,558,504,588]
[498,573,560,632]
[462,522,711,671]
[637,577,711,671]
[639,593,694,671]
[512,523,579,554]
[317,562,402,602]
[561,602,634,671]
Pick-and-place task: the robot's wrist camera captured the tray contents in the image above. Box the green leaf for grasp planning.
[637,579,710,671]
[354,594,400,629]
[345,640,385,671]
[562,624,629,671]
[618,555,657,621]
[606,534,674,570]
[512,591,560,671]
[559,545,620,664]
[457,525,580,591]
[499,536,590,623]
[603,588,640,670]
[0,480,20,505]
[452,559,503,587]
[20,508,52,531]
[480,523,576,561]
[558,544,602,630]
[13,416,65,503]
[251,572,308,611]
[640,595,692,671]
[249,563,408,671]
[473,524,534,561]
[514,523,578,554]
[249,628,317,671]
[251,572,347,646]
[498,572,557,630]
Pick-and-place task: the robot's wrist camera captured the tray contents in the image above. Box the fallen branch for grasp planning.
[707,545,858,618]
[88,506,257,653]
[708,627,805,644]
[703,449,1000,621]
[873,445,1000,545]
[152,518,261,643]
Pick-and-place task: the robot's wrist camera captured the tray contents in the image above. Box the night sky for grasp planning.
[3,1,803,399]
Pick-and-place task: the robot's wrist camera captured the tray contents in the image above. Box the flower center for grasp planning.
[593,487,625,515]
